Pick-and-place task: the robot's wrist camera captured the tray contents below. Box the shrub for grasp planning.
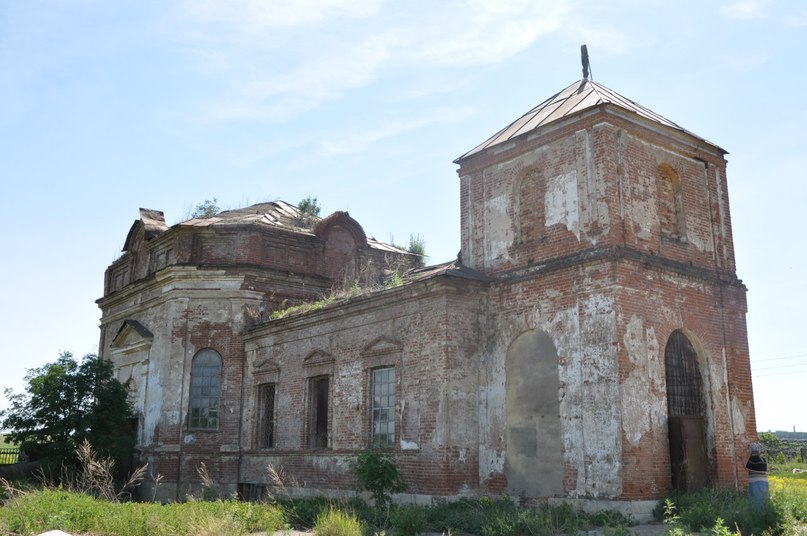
[353,451,406,509]
[279,496,331,529]
[391,504,427,536]
[314,507,364,536]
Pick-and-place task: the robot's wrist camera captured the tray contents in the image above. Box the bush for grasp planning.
[353,451,406,509]
[391,504,427,536]
[278,496,331,529]
[314,507,364,536]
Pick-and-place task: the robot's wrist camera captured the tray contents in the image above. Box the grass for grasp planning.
[1,444,806,536]
[313,507,365,536]
[2,483,805,536]
[0,434,15,448]
[657,475,807,536]
[0,488,634,536]
[0,489,286,536]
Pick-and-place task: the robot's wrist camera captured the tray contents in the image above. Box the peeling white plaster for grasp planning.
[400,439,419,451]
[484,193,512,262]
[630,172,656,240]
[732,396,748,434]
[620,315,666,447]
[545,171,580,239]
[479,444,505,476]
[541,296,622,499]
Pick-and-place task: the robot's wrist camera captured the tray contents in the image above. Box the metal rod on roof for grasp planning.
[581,44,591,80]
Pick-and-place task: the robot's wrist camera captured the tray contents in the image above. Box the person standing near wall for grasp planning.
[746,442,769,507]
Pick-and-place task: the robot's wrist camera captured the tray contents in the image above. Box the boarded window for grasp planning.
[258,383,276,449]
[371,367,395,448]
[308,376,329,449]
[189,349,222,430]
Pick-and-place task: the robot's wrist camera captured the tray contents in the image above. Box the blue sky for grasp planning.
[1,0,805,433]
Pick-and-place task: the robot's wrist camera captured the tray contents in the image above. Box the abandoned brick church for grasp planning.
[97,76,756,518]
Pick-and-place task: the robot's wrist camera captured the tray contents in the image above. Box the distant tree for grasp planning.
[191,198,220,218]
[0,352,135,471]
[758,431,781,449]
[408,234,427,267]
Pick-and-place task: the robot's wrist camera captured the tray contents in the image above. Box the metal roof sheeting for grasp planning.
[178,200,406,253]
[456,79,722,161]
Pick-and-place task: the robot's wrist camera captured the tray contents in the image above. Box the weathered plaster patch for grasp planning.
[479,444,505,477]
[621,315,666,447]
[545,171,580,239]
[630,172,657,240]
[485,194,512,262]
[731,396,748,434]
[558,295,622,498]
[400,439,419,451]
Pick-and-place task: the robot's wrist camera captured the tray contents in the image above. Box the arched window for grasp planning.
[189,348,222,430]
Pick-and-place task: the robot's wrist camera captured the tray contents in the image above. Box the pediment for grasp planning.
[254,358,280,372]
[361,336,402,357]
[313,211,367,246]
[122,208,167,252]
[303,349,335,368]
[111,320,153,349]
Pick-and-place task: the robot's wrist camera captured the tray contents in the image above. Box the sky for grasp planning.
[1,0,805,434]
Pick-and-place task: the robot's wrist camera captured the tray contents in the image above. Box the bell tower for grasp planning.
[455,57,755,498]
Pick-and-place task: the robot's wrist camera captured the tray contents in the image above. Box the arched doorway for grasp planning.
[665,330,708,492]
[505,329,563,496]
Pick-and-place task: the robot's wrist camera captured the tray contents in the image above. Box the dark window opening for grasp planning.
[237,483,266,502]
[308,376,329,449]
[258,383,276,449]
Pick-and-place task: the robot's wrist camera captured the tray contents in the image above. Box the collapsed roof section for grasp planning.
[121,200,408,255]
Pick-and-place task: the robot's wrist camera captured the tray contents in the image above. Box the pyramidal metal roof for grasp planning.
[456,78,721,162]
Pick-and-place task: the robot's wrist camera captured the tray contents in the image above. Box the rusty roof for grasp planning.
[456,79,724,162]
[403,259,492,283]
[177,200,408,254]
[180,200,315,231]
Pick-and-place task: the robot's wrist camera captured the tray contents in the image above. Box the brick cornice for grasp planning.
[493,245,745,289]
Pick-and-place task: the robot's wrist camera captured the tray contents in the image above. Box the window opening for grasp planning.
[258,383,276,449]
[665,331,703,417]
[189,349,222,429]
[371,367,395,448]
[308,376,329,449]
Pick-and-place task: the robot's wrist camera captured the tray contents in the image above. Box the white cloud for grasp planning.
[719,0,770,20]
[182,0,382,30]
[397,0,570,67]
[320,107,476,155]
[174,0,575,123]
